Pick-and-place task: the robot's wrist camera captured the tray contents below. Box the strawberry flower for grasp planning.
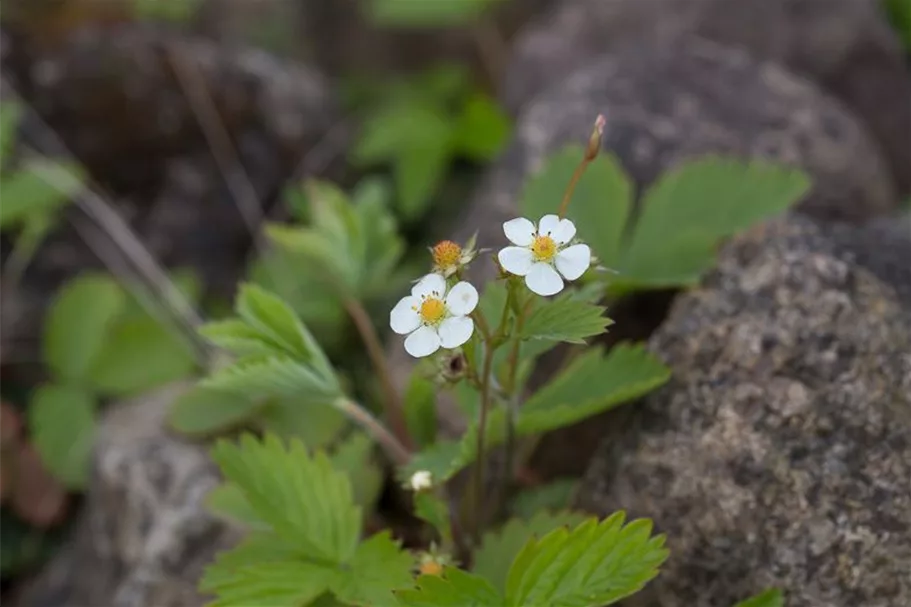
[390,273,478,358]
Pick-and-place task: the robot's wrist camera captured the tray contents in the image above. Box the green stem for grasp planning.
[471,336,495,542]
[334,398,411,466]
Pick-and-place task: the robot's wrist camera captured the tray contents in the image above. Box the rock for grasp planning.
[576,217,911,607]
[11,383,240,607]
[0,23,343,364]
[503,0,911,196]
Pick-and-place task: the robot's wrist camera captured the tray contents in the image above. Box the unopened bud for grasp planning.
[584,113,607,161]
[431,240,466,277]
[409,470,433,492]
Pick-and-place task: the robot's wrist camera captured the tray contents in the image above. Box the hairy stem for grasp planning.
[343,298,413,450]
[557,114,606,218]
[471,336,495,542]
[501,298,533,501]
[335,398,411,466]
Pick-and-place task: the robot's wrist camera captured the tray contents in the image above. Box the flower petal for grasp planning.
[525,262,564,296]
[404,326,441,358]
[411,273,447,300]
[555,244,591,280]
[537,214,560,236]
[445,282,479,316]
[498,246,534,276]
[438,316,474,348]
[390,296,421,335]
[552,218,577,245]
[503,217,536,246]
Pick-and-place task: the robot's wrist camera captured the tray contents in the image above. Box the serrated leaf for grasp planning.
[329,432,383,512]
[414,492,452,544]
[473,510,588,593]
[733,588,785,607]
[210,434,361,564]
[509,478,578,519]
[205,482,267,529]
[454,93,511,161]
[522,146,632,267]
[504,513,669,606]
[200,319,283,358]
[256,396,348,451]
[200,534,336,607]
[395,567,503,607]
[617,157,811,289]
[43,273,125,382]
[521,297,612,344]
[367,0,498,26]
[28,384,96,489]
[517,343,670,434]
[0,161,83,228]
[404,373,438,448]
[201,355,340,403]
[330,531,415,606]
[167,386,261,436]
[88,317,196,397]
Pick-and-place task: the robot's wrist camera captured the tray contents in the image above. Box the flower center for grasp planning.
[531,234,557,261]
[432,240,462,270]
[419,297,446,324]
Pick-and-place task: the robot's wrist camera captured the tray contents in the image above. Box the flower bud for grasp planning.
[409,470,433,492]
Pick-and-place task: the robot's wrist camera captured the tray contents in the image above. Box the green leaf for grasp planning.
[256,396,348,451]
[884,0,911,50]
[43,273,125,382]
[88,317,196,397]
[329,531,415,606]
[202,355,340,402]
[167,386,261,436]
[454,93,511,161]
[617,157,811,289]
[395,567,503,607]
[28,384,97,489]
[733,588,785,607]
[414,492,452,544]
[0,161,83,229]
[521,297,612,344]
[394,141,450,221]
[504,513,668,606]
[205,483,267,529]
[0,101,21,167]
[509,478,578,519]
[473,510,588,593]
[404,373,438,448]
[329,432,384,512]
[367,0,498,26]
[210,434,361,564]
[517,343,670,434]
[132,0,202,23]
[522,146,632,267]
[200,534,336,607]
[199,319,281,358]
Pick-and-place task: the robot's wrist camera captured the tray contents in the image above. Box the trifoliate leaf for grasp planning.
[328,432,384,512]
[329,531,415,606]
[205,482,267,529]
[87,316,196,397]
[43,273,125,382]
[522,146,632,267]
[517,343,670,434]
[454,93,511,161]
[210,434,361,564]
[28,384,97,489]
[200,533,336,607]
[617,157,810,289]
[167,386,261,436]
[733,588,785,607]
[200,319,283,358]
[473,510,588,593]
[202,355,339,403]
[509,478,578,519]
[521,297,612,344]
[504,513,668,606]
[0,161,83,228]
[404,373,438,448]
[395,567,503,607]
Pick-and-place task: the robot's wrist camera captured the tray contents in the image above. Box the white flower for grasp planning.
[497,214,591,296]
[410,470,433,492]
[390,273,478,358]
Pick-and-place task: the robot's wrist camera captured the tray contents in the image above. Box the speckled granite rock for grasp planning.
[503,0,911,196]
[12,384,240,607]
[0,23,342,364]
[577,217,911,607]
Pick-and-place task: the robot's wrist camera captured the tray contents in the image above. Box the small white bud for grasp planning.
[410,470,433,492]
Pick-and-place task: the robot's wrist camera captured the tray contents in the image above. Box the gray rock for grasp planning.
[12,384,240,607]
[503,0,911,196]
[577,217,911,607]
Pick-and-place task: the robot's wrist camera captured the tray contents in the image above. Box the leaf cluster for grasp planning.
[522,148,811,292]
[346,66,510,220]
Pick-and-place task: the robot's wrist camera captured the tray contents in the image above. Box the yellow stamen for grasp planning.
[419,297,446,324]
[531,234,557,261]
[432,240,462,271]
